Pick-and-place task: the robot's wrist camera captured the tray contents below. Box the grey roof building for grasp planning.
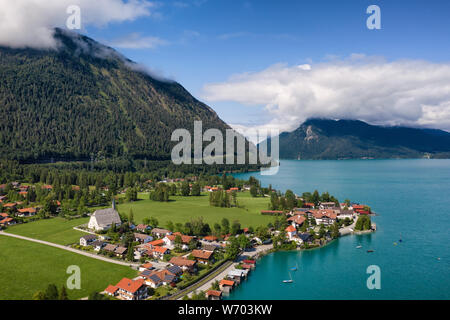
[88,202,122,231]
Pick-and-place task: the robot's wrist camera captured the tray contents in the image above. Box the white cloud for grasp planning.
[201,57,450,134]
[0,0,155,49]
[109,32,168,49]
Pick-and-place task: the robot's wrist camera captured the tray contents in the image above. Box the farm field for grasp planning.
[113,191,273,229]
[6,217,89,245]
[0,236,136,300]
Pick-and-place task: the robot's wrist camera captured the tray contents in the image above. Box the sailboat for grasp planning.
[283,272,294,283]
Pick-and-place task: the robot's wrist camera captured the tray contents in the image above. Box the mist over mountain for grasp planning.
[267,119,450,160]
[0,29,230,162]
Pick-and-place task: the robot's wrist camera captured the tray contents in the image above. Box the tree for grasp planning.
[221,218,230,234]
[191,183,201,196]
[125,187,137,202]
[211,280,220,291]
[237,234,250,249]
[128,208,135,225]
[44,284,59,300]
[181,181,190,196]
[149,217,159,228]
[166,220,175,231]
[32,291,46,300]
[224,237,240,260]
[331,223,340,239]
[231,220,241,235]
[127,243,135,261]
[249,185,258,197]
[59,285,69,300]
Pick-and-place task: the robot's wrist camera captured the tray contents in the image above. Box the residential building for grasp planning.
[206,290,222,300]
[80,234,97,246]
[114,278,147,300]
[169,256,197,272]
[191,249,215,264]
[151,228,172,238]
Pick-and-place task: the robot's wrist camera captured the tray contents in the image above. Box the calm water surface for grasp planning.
[230,160,450,299]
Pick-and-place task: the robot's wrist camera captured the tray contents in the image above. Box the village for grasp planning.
[0,179,375,300]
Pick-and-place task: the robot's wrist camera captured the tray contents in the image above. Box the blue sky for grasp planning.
[79,0,450,132]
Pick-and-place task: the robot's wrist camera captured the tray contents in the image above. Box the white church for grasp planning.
[88,199,122,231]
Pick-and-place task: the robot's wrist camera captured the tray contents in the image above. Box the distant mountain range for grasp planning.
[0,29,229,162]
[268,119,450,160]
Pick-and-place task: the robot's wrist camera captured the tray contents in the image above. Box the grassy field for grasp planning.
[6,217,89,245]
[114,192,273,229]
[0,236,136,300]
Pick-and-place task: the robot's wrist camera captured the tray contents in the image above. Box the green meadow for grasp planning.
[115,191,273,229]
[6,217,89,245]
[0,236,136,300]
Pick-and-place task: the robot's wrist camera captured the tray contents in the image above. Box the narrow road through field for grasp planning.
[0,231,138,268]
[166,260,235,300]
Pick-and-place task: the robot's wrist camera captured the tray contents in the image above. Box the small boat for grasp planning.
[290,262,299,271]
[283,272,294,283]
[356,245,362,249]
[367,250,374,253]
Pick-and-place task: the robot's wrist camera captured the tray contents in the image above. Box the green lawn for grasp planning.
[114,191,273,229]
[0,236,136,300]
[6,217,89,245]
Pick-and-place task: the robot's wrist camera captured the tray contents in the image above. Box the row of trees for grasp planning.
[33,284,69,300]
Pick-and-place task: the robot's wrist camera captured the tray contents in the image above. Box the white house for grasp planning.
[285,225,297,240]
[80,234,97,246]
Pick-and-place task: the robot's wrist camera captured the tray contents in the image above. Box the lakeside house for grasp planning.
[312,209,337,226]
[88,200,121,231]
[219,279,235,293]
[285,225,297,240]
[337,209,354,220]
[287,215,306,228]
[206,290,222,300]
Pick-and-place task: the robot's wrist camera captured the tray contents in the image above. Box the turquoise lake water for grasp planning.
[230,159,450,300]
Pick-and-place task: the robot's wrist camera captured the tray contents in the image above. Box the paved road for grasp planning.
[167,260,235,300]
[0,231,139,268]
[339,222,356,236]
[175,244,274,300]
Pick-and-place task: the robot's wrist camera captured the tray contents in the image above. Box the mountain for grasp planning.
[270,119,450,160]
[0,29,229,162]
